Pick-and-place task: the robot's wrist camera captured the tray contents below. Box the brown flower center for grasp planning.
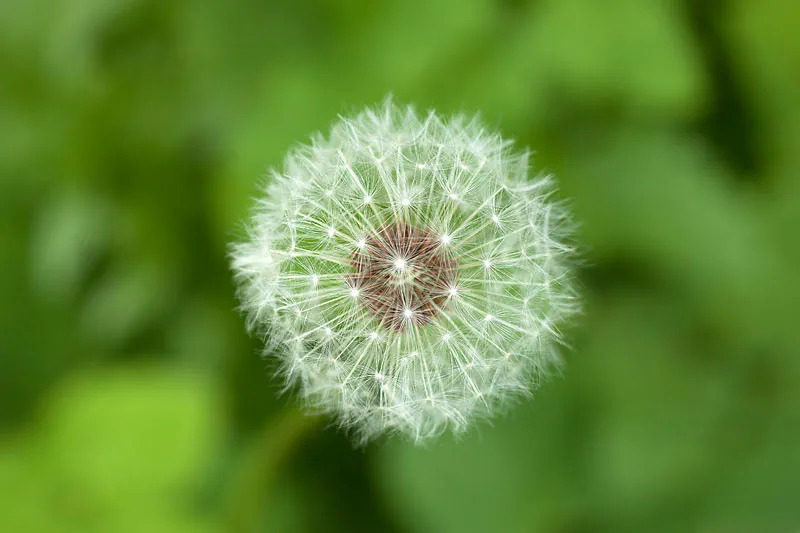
[348,223,457,331]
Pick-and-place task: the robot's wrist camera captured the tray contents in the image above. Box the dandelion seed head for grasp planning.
[231,98,580,444]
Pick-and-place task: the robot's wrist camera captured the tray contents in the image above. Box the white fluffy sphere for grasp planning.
[231,99,579,443]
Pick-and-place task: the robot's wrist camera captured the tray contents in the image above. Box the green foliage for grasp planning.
[1,0,798,531]
[0,367,220,533]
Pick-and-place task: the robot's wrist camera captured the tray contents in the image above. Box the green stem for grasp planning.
[224,407,323,533]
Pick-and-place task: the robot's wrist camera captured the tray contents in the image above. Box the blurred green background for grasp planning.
[2,0,799,531]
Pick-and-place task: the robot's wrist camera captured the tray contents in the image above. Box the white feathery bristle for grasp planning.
[231,98,580,444]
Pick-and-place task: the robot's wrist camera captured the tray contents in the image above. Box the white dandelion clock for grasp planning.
[231,99,580,443]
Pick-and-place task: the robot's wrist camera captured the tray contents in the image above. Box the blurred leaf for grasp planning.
[78,261,177,349]
[450,0,707,131]
[0,365,221,533]
[534,0,707,114]
[563,128,783,346]
[724,0,800,183]
[29,189,112,303]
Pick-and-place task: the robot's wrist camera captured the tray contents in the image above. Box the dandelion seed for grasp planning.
[231,97,579,444]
